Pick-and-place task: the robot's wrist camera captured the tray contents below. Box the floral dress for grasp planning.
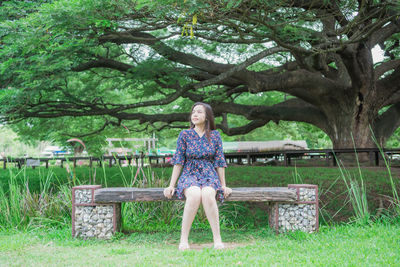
[171,128,227,202]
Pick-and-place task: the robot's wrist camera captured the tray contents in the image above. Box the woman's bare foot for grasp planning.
[178,243,190,251]
[213,242,225,250]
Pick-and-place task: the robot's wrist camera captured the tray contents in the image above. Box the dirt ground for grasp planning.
[176,242,251,250]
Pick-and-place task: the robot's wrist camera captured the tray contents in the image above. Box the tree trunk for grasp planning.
[323,42,385,163]
[325,108,381,164]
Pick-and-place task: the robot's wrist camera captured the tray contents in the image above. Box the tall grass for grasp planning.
[336,160,370,224]
[292,163,303,184]
[332,129,400,224]
[317,176,348,225]
[333,134,371,224]
[0,167,72,230]
[1,152,399,232]
[370,126,400,216]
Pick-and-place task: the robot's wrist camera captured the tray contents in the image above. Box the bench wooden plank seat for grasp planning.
[94,187,297,203]
[72,184,319,239]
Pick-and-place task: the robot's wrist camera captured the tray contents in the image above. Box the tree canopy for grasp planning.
[1,0,400,149]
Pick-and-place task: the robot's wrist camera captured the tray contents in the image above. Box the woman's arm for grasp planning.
[216,167,231,197]
[213,131,231,197]
[216,167,226,187]
[169,164,183,188]
[164,131,186,199]
[164,164,182,199]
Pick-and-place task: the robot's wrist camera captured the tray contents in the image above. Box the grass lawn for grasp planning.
[1,223,399,266]
[0,165,399,265]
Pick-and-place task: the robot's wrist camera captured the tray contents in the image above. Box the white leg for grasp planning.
[180,186,201,250]
[201,186,223,249]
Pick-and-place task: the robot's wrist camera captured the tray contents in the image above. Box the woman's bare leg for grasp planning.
[201,186,223,248]
[180,186,202,249]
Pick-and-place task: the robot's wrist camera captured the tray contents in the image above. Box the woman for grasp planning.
[164,102,232,250]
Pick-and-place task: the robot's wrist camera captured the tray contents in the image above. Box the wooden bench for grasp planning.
[72,184,319,239]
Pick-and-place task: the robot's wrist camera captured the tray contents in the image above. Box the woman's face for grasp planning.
[191,105,206,126]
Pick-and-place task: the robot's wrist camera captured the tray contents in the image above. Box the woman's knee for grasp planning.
[184,186,202,202]
[201,186,216,203]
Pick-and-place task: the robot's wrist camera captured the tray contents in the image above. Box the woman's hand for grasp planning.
[163,186,175,199]
[221,186,232,198]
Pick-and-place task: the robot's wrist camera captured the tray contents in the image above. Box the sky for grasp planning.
[372,45,385,63]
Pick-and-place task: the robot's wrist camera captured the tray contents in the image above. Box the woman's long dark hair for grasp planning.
[189,102,216,143]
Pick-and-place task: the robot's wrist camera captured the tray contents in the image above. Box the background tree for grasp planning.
[1,0,400,149]
[0,126,50,157]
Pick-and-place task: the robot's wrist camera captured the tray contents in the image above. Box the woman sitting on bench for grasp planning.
[164,102,232,250]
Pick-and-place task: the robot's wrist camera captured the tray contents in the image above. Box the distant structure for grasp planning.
[223,140,308,152]
[106,136,158,156]
[40,145,71,157]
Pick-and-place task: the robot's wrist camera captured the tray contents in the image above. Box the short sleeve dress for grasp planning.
[171,128,227,202]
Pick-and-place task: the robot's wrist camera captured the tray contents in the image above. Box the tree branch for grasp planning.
[375,59,400,80]
[64,118,121,138]
[369,19,400,47]
[217,119,268,136]
[374,102,400,143]
[243,69,345,106]
[210,98,330,133]
[72,57,134,72]
[383,91,400,107]
[99,31,231,75]
[376,66,400,105]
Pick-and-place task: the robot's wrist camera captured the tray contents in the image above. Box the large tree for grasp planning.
[1,0,400,149]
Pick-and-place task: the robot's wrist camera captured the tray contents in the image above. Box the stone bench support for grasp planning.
[72,185,121,239]
[72,184,318,239]
[269,184,319,233]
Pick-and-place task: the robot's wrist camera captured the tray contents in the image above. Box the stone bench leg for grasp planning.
[72,185,121,239]
[269,184,319,233]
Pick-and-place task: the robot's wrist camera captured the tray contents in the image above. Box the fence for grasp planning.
[1,148,400,169]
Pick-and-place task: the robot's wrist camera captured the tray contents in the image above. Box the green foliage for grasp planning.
[386,127,400,148]
[279,24,316,44]
[0,0,52,20]
[0,0,399,150]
